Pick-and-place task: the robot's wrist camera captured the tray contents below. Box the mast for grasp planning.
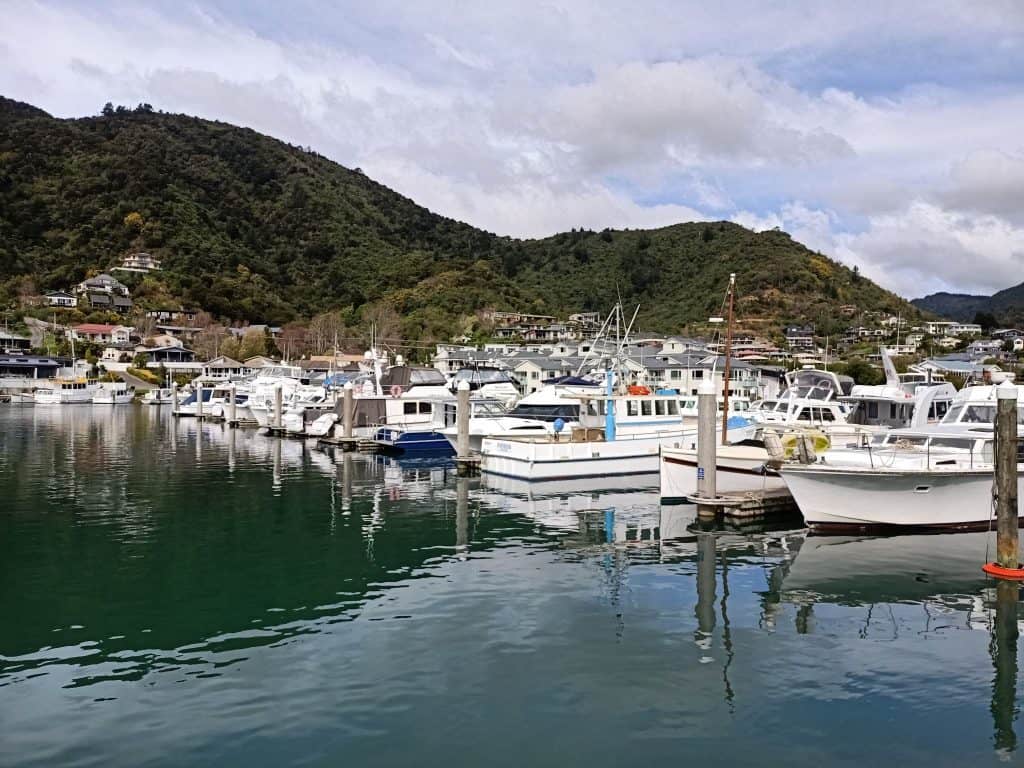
[721,273,735,445]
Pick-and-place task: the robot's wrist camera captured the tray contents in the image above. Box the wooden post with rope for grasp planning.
[983,381,1024,579]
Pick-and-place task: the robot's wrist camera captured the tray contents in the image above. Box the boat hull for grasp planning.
[480,432,698,481]
[660,446,785,501]
[781,465,1023,530]
[373,428,455,456]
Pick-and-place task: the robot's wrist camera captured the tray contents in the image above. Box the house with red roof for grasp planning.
[71,324,133,346]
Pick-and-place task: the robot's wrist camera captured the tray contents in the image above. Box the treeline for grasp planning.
[0,96,921,342]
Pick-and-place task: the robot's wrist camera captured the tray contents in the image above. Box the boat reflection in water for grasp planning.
[3,405,1024,766]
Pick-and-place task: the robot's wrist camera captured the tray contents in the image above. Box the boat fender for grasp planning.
[763,430,785,461]
[797,434,818,464]
[390,384,403,398]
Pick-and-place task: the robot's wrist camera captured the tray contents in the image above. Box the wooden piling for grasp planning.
[196,383,204,420]
[171,382,179,417]
[228,383,237,425]
[995,383,1019,569]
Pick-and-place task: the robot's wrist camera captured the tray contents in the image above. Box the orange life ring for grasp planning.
[390,384,403,398]
[982,562,1024,580]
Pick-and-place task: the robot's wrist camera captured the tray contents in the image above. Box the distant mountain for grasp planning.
[0,95,920,341]
[913,282,1024,326]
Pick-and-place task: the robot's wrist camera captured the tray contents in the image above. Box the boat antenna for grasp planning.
[721,273,735,445]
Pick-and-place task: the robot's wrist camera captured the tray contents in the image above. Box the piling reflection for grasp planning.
[4,407,1024,766]
[992,580,1019,756]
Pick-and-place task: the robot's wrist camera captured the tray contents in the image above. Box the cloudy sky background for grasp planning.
[3,0,1024,298]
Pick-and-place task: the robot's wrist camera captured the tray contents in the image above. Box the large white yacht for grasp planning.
[34,378,99,404]
[780,382,1024,530]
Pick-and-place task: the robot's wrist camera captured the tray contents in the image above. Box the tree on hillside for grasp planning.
[238,328,268,360]
[361,302,401,345]
[973,311,999,331]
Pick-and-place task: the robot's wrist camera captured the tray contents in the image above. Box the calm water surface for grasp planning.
[1,406,1022,766]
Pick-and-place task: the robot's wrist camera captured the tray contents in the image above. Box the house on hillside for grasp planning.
[71,323,133,346]
[115,252,162,273]
[44,290,77,308]
[75,273,129,297]
[0,330,32,353]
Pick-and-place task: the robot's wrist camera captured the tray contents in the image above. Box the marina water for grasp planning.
[1,406,1022,766]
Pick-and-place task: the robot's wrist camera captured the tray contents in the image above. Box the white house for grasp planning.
[44,290,77,308]
[75,274,130,297]
[115,252,162,273]
[71,323,133,345]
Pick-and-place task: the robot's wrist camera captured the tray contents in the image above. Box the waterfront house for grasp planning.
[145,308,199,323]
[0,330,32,353]
[0,355,63,382]
[201,356,245,380]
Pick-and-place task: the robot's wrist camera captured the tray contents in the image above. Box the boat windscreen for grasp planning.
[508,403,580,422]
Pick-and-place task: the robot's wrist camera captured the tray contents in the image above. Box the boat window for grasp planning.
[641,400,653,416]
[627,400,639,416]
[820,408,835,422]
[418,402,432,414]
[404,402,417,415]
[929,438,975,450]
[796,408,811,421]
[655,400,666,416]
[889,403,897,419]
[597,400,606,416]
[982,440,994,463]
[866,402,878,419]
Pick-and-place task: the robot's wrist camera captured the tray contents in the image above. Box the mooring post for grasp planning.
[196,383,204,420]
[697,379,717,503]
[342,381,354,440]
[995,382,1019,569]
[228,383,237,425]
[456,380,471,460]
[273,384,283,430]
[171,382,179,417]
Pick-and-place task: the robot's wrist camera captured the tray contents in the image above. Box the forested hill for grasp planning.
[912,283,1024,326]
[0,96,918,340]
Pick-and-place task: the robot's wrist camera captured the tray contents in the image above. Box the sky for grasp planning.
[3,1,1024,299]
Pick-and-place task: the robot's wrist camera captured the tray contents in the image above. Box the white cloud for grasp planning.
[5,1,1024,296]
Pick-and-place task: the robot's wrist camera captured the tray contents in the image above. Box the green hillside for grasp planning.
[913,284,1024,327]
[0,97,918,341]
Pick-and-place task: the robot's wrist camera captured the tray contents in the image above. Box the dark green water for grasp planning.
[1,407,1022,766]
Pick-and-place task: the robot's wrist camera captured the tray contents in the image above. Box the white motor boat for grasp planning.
[34,378,99,404]
[659,356,958,501]
[480,377,757,481]
[92,382,135,404]
[448,367,520,408]
[142,387,175,405]
[780,383,1024,530]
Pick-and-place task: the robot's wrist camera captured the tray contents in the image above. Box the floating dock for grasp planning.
[685,488,798,520]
